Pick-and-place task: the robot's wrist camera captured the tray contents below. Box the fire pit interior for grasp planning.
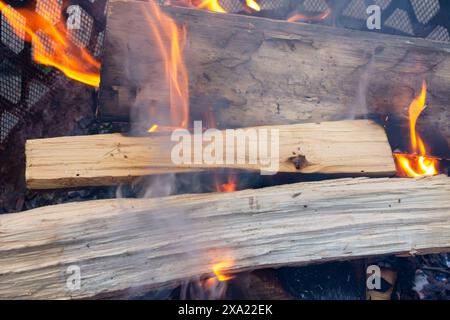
[0,0,450,301]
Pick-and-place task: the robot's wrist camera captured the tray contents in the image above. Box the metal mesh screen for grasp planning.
[0,0,106,148]
[218,0,450,40]
[336,0,450,40]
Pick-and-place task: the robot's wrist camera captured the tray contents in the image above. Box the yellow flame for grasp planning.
[197,0,226,13]
[395,154,438,177]
[147,124,159,133]
[246,0,261,11]
[212,260,234,282]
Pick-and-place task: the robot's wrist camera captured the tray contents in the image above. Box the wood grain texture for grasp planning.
[98,2,450,141]
[26,120,395,189]
[1,175,450,299]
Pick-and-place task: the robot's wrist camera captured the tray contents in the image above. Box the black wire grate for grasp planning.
[0,0,106,148]
[219,0,450,41]
[327,0,450,40]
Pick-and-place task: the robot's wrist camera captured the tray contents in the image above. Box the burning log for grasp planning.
[25,120,395,189]
[99,2,450,140]
[1,176,450,299]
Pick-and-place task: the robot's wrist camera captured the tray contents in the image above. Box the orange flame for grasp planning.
[394,81,439,177]
[287,7,331,23]
[0,1,100,87]
[212,259,235,281]
[143,0,190,129]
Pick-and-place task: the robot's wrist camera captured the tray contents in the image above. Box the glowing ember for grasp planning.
[0,1,100,87]
[394,81,439,177]
[245,0,261,12]
[220,181,237,192]
[212,260,235,282]
[218,175,237,192]
[143,0,190,129]
[287,8,331,23]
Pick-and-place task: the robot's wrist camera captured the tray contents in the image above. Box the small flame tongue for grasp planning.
[287,7,331,23]
[394,81,439,177]
[0,0,100,87]
[245,0,262,12]
[196,0,227,13]
[408,82,427,155]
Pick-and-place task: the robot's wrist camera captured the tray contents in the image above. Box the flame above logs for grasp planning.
[143,0,190,129]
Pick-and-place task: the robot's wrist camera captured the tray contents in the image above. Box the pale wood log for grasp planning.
[26,120,395,189]
[99,2,450,141]
[1,176,450,299]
